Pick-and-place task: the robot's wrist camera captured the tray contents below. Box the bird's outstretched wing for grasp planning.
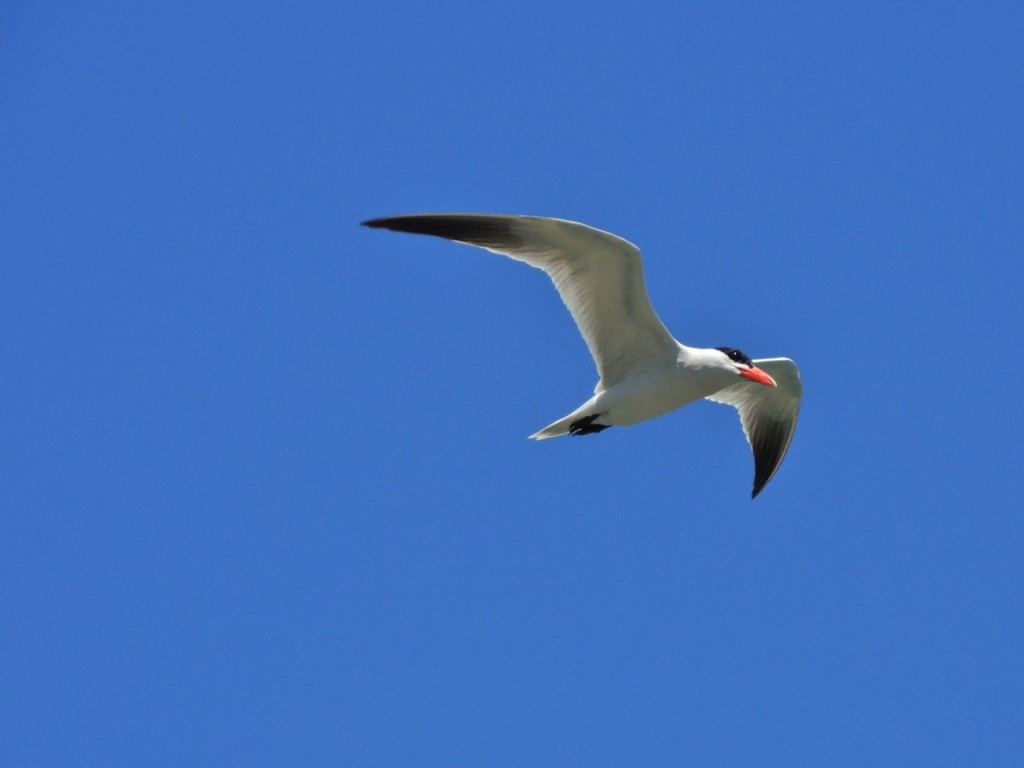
[362,214,679,391]
[706,358,802,498]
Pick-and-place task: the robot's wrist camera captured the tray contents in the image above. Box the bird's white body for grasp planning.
[363,213,803,498]
[532,346,735,438]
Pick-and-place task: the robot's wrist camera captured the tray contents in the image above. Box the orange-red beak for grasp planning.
[739,366,777,387]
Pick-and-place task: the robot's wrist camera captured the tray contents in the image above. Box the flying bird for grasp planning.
[362,214,802,498]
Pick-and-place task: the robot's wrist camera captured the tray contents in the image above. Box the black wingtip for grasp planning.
[751,467,773,499]
[359,214,523,250]
[748,418,790,500]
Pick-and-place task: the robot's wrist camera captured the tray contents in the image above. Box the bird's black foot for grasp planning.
[568,414,611,436]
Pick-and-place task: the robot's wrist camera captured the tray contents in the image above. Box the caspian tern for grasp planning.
[363,214,802,498]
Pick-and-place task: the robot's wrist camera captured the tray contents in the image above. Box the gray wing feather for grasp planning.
[362,214,679,390]
[706,358,802,498]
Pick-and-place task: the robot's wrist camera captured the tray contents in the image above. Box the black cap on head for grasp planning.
[715,347,754,367]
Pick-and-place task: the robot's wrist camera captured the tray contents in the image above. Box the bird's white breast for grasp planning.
[596,358,731,426]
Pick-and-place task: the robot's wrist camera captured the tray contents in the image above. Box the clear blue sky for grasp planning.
[3,1,1023,765]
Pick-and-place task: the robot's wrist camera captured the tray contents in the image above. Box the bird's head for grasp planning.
[715,347,777,387]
